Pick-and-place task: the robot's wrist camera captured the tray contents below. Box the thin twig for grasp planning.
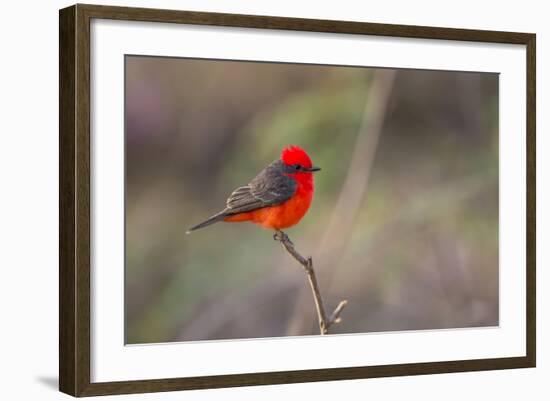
[286,69,397,335]
[274,230,347,335]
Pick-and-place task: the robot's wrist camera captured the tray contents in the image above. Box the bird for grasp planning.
[187,145,320,234]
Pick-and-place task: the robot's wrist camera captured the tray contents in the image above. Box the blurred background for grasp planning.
[125,55,499,344]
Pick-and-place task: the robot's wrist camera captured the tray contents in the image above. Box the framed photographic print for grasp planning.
[59,4,536,397]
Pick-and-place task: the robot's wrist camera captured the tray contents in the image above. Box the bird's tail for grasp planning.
[186,210,227,234]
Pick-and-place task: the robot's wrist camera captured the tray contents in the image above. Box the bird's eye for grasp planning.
[293,164,301,170]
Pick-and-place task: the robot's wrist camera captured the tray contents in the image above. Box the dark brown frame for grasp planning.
[59,3,536,397]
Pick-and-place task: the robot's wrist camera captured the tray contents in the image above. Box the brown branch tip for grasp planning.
[274,230,348,335]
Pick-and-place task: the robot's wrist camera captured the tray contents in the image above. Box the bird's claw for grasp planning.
[273,231,284,242]
[273,230,293,246]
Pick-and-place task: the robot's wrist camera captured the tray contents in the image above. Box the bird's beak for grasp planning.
[306,166,321,172]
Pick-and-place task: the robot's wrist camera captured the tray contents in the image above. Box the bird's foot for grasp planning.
[273,230,293,246]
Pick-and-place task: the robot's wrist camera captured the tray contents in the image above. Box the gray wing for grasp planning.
[224,159,296,215]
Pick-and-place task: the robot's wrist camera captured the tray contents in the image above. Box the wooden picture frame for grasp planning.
[59,3,536,397]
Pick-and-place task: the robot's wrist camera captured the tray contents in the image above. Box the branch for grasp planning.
[274,230,348,335]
